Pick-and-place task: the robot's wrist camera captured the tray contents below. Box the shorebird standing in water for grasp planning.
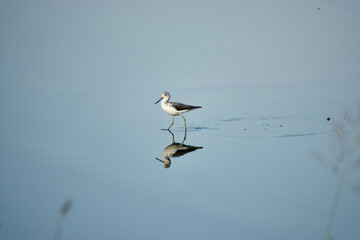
[155,92,202,130]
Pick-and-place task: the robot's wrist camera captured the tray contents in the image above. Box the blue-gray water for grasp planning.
[1,1,360,240]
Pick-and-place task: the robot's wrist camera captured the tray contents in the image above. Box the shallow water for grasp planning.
[1,1,360,239]
[1,81,359,240]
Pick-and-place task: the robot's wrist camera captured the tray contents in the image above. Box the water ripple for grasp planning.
[194,116,332,139]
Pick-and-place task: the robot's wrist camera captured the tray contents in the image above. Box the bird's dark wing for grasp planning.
[172,145,203,158]
[170,102,202,111]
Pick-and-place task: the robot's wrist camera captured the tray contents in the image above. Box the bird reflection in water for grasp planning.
[156,129,203,168]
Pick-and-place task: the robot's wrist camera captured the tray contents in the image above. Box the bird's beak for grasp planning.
[155,157,164,163]
[155,97,162,104]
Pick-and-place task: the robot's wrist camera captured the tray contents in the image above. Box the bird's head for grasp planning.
[155,92,170,104]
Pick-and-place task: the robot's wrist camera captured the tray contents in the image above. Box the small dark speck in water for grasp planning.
[327,117,331,121]
[244,128,247,130]
[280,125,283,127]
[317,7,321,10]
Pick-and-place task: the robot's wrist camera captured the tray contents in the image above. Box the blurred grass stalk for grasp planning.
[321,109,360,240]
[55,199,73,240]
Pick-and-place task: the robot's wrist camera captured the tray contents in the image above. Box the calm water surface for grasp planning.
[1,81,359,240]
[2,1,360,239]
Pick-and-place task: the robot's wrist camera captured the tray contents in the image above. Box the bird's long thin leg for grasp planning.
[168,129,175,143]
[168,116,175,130]
[181,114,187,130]
[182,126,187,145]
